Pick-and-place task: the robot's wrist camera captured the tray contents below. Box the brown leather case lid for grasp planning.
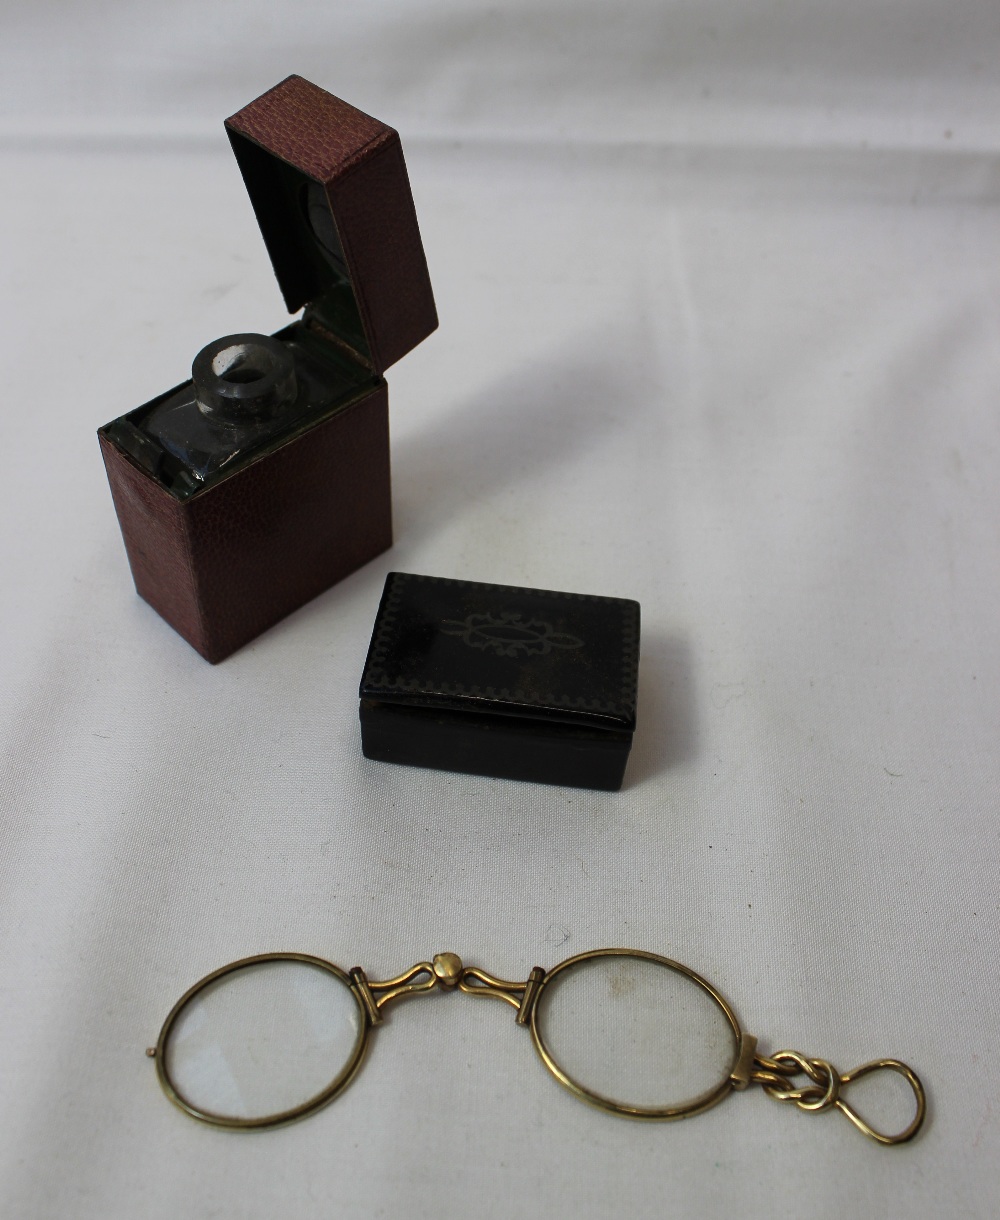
[225,75,437,375]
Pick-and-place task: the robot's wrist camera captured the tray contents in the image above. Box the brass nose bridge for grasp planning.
[351,955,548,1027]
[459,964,546,1025]
[350,952,466,1025]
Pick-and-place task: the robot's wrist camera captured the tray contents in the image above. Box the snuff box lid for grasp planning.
[360,573,640,732]
[225,75,437,376]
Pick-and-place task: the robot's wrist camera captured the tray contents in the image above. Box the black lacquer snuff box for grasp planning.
[359,573,640,790]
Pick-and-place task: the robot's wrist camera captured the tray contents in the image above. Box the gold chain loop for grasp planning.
[751,1049,925,1144]
[754,1050,840,1112]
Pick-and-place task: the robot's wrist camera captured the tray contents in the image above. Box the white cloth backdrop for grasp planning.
[1,2,998,1216]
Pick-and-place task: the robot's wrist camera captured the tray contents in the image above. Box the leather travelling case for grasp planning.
[359,573,641,790]
[98,75,436,662]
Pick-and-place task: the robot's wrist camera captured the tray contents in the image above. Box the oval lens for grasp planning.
[163,958,364,1122]
[532,952,737,1114]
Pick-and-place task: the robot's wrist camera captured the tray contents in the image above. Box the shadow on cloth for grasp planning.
[390,329,655,547]
[626,630,698,786]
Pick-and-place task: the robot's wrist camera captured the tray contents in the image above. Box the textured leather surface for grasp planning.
[226,75,393,182]
[100,384,392,663]
[327,138,437,373]
[99,432,207,651]
[226,75,437,374]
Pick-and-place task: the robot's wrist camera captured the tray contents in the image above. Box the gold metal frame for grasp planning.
[150,952,369,1130]
[150,947,926,1144]
[528,948,743,1121]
